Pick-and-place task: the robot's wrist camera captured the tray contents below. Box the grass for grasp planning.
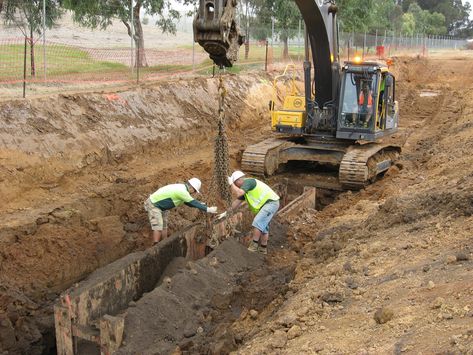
[0,44,128,80]
[0,41,305,82]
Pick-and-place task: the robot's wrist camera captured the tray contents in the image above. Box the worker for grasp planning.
[358,81,373,126]
[144,178,218,245]
[222,170,280,255]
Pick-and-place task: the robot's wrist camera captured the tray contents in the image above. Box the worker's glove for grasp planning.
[227,177,233,186]
[217,211,227,220]
[207,206,218,214]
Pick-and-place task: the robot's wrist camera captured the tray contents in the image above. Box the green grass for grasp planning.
[0,41,305,82]
[0,44,128,80]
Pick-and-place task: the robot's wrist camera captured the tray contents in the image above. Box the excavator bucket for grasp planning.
[193,0,244,68]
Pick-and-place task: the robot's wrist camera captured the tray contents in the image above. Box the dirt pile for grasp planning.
[0,73,275,354]
[233,53,473,353]
[116,238,294,355]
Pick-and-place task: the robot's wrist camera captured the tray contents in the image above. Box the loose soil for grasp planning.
[1,51,473,354]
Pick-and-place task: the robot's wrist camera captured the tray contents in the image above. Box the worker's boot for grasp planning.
[247,241,258,252]
[258,245,268,255]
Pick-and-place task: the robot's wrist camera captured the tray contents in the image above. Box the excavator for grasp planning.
[193,0,400,190]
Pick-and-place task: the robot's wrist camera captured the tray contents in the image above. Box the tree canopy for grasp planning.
[63,0,181,66]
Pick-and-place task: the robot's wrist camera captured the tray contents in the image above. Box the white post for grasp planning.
[130,0,134,74]
[297,19,301,61]
[43,0,46,81]
[271,17,275,47]
[192,7,196,71]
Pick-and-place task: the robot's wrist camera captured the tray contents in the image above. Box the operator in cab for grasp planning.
[144,178,218,245]
[220,171,280,255]
[359,81,374,127]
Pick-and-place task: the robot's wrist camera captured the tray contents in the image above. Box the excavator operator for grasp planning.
[358,81,373,127]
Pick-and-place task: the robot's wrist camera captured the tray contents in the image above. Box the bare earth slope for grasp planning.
[234,54,473,354]
[0,73,274,354]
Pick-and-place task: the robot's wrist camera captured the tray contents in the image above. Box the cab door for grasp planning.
[383,74,398,130]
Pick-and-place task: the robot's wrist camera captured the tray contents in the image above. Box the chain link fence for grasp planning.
[0,2,468,99]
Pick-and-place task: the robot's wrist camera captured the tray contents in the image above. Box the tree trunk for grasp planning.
[282,35,289,60]
[30,27,36,77]
[133,1,148,68]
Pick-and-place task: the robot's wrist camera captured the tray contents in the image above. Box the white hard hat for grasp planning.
[188,178,202,193]
[230,170,245,184]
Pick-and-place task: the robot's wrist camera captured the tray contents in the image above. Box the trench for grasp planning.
[0,69,381,354]
[49,181,325,354]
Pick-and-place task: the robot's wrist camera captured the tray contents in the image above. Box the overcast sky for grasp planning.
[468,1,473,19]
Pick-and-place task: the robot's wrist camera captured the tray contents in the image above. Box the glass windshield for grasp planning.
[340,72,377,130]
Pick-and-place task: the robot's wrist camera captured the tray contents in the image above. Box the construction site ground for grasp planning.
[1,51,473,354]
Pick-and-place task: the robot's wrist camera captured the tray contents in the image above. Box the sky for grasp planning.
[468,1,473,19]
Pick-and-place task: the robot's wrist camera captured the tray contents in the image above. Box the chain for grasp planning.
[206,70,236,249]
[214,74,232,206]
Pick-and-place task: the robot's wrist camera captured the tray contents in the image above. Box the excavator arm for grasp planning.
[193,0,340,109]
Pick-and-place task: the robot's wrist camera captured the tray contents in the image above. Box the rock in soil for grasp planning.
[287,325,302,340]
[271,329,288,349]
[374,307,394,324]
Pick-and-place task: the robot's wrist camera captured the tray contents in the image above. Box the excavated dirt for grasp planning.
[234,53,473,354]
[115,238,294,355]
[0,73,275,354]
[1,52,473,354]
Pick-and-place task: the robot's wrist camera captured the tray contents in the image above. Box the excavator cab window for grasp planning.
[339,72,377,131]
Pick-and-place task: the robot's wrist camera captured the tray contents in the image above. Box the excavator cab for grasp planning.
[337,61,399,141]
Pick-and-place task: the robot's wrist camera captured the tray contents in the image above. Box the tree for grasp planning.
[63,0,180,67]
[401,12,416,35]
[252,0,300,59]
[406,3,447,35]
[273,0,300,59]
[416,0,471,35]
[371,0,403,34]
[2,0,63,76]
[338,0,376,33]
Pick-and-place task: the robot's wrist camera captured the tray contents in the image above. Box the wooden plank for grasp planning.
[54,305,74,355]
[277,187,316,221]
[99,315,125,355]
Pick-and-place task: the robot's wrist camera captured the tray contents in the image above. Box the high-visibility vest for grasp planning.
[359,91,373,107]
[150,183,192,208]
[244,179,279,214]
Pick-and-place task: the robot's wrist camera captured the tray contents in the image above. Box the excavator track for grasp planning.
[241,138,291,176]
[339,144,400,189]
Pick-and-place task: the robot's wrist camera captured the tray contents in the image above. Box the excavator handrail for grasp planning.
[273,64,299,94]
[271,64,301,112]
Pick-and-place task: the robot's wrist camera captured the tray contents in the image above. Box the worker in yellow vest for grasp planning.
[223,170,280,254]
[144,178,218,245]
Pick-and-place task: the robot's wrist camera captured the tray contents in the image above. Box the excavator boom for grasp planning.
[194,0,400,190]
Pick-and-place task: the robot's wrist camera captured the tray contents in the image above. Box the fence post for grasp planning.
[347,35,350,61]
[137,40,140,84]
[265,39,269,72]
[42,0,47,81]
[130,0,134,76]
[23,36,27,98]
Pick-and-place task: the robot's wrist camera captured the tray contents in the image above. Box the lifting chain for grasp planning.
[206,70,236,249]
[214,74,232,206]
